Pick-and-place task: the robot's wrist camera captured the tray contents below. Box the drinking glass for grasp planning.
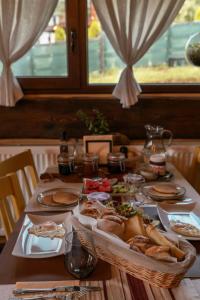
[64,229,98,279]
[123,173,145,206]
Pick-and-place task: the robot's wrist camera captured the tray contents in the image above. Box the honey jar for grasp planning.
[107,152,126,174]
[83,153,99,177]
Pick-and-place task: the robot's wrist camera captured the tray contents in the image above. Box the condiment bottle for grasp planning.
[83,153,99,177]
[57,131,74,175]
[107,152,126,174]
[149,154,166,176]
[60,131,68,153]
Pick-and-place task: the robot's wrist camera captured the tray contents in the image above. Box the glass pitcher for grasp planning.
[143,124,173,162]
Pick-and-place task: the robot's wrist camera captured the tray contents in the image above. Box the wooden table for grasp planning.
[1,164,200,300]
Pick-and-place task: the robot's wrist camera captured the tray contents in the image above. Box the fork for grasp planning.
[10,286,101,300]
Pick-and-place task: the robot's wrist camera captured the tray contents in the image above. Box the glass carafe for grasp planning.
[143,124,173,162]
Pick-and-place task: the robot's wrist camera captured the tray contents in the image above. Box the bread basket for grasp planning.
[71,215,196,288]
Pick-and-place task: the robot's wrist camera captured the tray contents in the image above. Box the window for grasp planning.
[18,0,80,92]
[87,0,200,93]
[13,0,200,94]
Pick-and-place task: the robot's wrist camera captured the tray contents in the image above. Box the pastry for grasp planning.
[28,221,65,239]
[146,224,185,260]
[145,245,177,263]
[170,220,200,237]
[52,192,78,205]
[124,214,147,241]
[97,216,125,238]
[127,235,154,252]
[80,200,101,218]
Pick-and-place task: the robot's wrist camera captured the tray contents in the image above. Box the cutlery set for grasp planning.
[9,285,102,300]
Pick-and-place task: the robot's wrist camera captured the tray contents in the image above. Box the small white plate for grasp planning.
[12,213,71,258]
[158,207,200,240]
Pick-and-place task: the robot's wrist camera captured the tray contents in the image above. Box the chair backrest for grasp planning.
[0,149,39,198]
[188,146,200,194]
[0,173,25,239]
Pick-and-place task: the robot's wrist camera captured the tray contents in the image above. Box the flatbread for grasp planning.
[152,183,178,194]
[149,188,177,198]
[42,195,60,207]
[52,192,78,205]
[170,221,200,237]
[28,221,65,239]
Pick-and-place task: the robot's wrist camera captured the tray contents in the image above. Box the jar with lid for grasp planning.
[149,153,166,176]
[57,152,75,176]
[107,152,126,174]
[83,153,99,177]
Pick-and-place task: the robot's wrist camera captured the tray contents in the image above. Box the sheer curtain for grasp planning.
[0,0,58,107]
[92,0,185,108]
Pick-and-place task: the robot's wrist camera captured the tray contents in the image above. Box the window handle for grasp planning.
[70,30,76,53]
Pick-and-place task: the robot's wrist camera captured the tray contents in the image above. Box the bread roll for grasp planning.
[102,215,123,224]
[146,224,185,260]
[123,214,147,241]
[97,218,124,238]
[145,245,177,263]
[127,235,154,253]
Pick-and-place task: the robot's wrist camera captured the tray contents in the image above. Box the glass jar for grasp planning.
[107,152,126,174]
[149,153,166,176]
[57,152,75,176]
[83,153,99,177]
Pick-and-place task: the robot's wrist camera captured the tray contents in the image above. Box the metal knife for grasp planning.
[13,285,101,295]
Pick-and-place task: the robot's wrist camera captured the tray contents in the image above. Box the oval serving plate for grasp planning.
[142,184,186,201]
[37,187,80,208]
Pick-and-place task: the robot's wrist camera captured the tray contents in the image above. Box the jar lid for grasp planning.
[150,154,166,163]
[83,153,99,162]
[108,152,125,162]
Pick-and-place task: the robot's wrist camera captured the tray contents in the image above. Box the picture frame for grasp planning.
[83,135,113,164]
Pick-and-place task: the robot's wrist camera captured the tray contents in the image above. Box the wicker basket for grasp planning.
[71,216,196,289]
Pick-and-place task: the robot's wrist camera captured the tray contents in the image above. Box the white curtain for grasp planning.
[0,0,58,107]
[92,0,185,108]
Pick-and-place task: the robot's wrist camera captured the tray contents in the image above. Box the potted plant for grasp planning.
[76,109,110,135]
[77,109,113,164]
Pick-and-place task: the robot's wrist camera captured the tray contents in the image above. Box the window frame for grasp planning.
[18,0,200,96]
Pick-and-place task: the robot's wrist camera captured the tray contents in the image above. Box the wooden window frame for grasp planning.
[18,0,200,96]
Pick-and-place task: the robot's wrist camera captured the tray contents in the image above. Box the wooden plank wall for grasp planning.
[0,94,200,139]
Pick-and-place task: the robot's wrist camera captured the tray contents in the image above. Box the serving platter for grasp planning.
[142,183,186,201]
[12,213,70,258]
[158,207,200,240]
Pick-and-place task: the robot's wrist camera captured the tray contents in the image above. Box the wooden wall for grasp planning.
[0,94,200,140]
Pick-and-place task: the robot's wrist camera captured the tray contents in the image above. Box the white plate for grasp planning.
[158,207,200,240]
[12,213,71,258]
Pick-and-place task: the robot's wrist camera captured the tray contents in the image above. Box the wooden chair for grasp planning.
[0,173,25,239]
[188,146,200,194]
[0,149,39,198]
